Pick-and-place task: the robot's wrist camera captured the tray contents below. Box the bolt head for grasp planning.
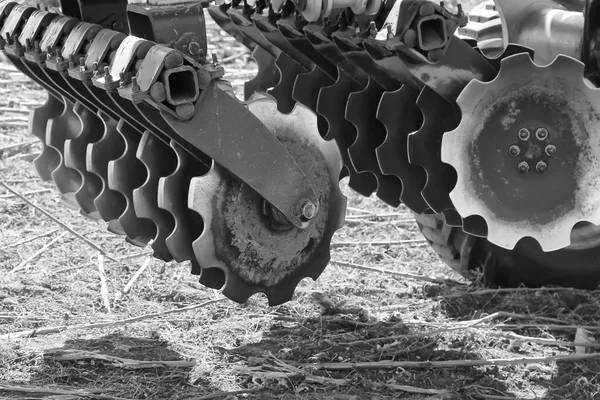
[508,145,521,157]
[189,41,202,56]
[536,161,548,173]
[517,161,529,173]
[300,200,317,221]
[545,145,557,156]
[518,128,530,140]
[536,128,548,140]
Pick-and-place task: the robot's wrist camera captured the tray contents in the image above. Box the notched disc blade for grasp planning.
[133,131,177,262]
[407,86,461,215]
[46,101,83,209]
[244,46,280,101]
[443,53,600,251]
[158,141,212,274]
[292,65,334,134]
[375,85,428,213]
[108,124,156,247]
[64,103,103,220]
[189,98,346,306]
[268,52,306,114]
[86,114,127,235]
[31,94,63,181]
[317,71,377,197]
[345,79,403,207]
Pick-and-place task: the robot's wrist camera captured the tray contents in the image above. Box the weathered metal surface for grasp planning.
[442,53,600,251]
[127,1,207,58]
[60,0,128,32]
[188,98,346,305]
[161,81,320,229]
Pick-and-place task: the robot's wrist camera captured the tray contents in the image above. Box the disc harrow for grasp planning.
[0,0,350,305]
[5,0,600,304]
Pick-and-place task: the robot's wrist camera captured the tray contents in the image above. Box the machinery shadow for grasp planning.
[20,333,221,400]
[437,285,600,399]
[225,291,512,399]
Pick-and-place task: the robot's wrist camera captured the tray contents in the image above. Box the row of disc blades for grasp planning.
[207,5,519,228]
[3,2,350,306]
[31,89,347,305]
[5,1,552,303]
[31,90,221,281]
[30,3,479,247]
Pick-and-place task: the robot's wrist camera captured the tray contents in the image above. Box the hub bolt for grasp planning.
[508,145,521,157]
[536,127,549,140]
[545,144,557,156]
[300,200,317,221]
[518,128,530,140]
[536,161,548,173]
[517,161,529,173]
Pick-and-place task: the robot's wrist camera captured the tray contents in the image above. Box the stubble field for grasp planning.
[1,4,600,400]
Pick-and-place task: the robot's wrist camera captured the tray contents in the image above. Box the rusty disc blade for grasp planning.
[189,98,346,305]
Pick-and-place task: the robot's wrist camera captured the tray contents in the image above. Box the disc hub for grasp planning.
[441,53,600,251]
[508,126,557,174]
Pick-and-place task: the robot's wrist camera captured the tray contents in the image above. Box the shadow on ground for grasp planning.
[2,287,599,399]
[214,287,600,399]
[1,333,223,400]
[435,285,600,400]
[220,290,513,400]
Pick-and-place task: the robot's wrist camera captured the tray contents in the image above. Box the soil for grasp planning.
[1,2,600,400]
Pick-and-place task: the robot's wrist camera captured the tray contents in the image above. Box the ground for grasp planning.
[1,3,600,400]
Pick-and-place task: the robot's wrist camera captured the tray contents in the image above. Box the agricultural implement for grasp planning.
[2,0,600,305]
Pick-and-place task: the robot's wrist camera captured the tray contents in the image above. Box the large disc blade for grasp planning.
[107,123,156,248]
[189,98,346,305]
[30,94,64,182]
[345,79,403,207]
[442,53,600,251]
[133,131,178,262]
[86,113,128,235]
[317,71,377,197]
[46,100,83,209]
[375,85,428,213]
[64,103,104,220]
